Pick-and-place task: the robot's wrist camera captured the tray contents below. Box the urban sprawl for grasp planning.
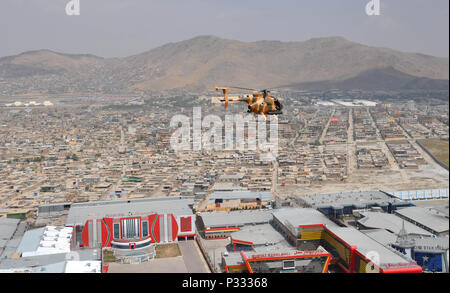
[0,90,448,273]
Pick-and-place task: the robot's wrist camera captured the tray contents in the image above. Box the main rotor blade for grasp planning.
[227,86,259,92]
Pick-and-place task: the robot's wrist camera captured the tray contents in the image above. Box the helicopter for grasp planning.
[215,86,283,117]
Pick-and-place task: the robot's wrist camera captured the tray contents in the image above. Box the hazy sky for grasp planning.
[0,0,448,58]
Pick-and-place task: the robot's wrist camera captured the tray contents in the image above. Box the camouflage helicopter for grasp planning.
[215,86,283,117]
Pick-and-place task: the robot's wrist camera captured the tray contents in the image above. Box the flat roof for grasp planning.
[272,208,339,235]
[218,174,244,180]
[358,212,433,237]
[222,251,245,267]
[223,246,329,267]
[414,237,449,252]
[298,190,402,209]
[0,218,20,240]
[413,200,449,217]
[327,226,416,269]
[231,224,291,247]
[212,185,248,192]
[0,261,67,273]
[0,219,26,259]
[16,226,73,257]
[0,248,100,271]
[200,209,272,229]
[16,227,46,254]
[65,260,102,273]
[360,229,398,247]
[66,197,194,226]
[209,191,271,203]
[249,246,329,258]
[395,207,449,234]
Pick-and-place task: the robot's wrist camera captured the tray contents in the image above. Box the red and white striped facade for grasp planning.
[78,213,196,249]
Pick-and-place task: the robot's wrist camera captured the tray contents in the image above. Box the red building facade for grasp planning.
[78,213,196,249]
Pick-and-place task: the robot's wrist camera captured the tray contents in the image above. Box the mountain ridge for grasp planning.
[281,67,449,91]
[0,35,448,95]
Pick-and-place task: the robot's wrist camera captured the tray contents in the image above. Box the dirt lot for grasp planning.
[418,139,449,167]
[107,256,188,273]
[103,249,116,263]
[155,243,181,258]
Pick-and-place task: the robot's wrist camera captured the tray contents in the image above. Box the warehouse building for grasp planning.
[356,211,434,237]
[223,246,332,273]
[403,237,449,272]
[203,191,271,212]
[16,226,73,257]
[325,226,421,273]
[213,208,422,273]
[198,206,423,273]
[296,191,412,218]
[197,209,272,239]
[230,223,291,252]
[37,202,72,217]
[272,208,339,248]
[0,224,101,273]
[0,248,101,273]
[213,209,333,273]
[362,226,449,273]
[0,217,25,259]
[271,208,422,273]
[394,206,449,236]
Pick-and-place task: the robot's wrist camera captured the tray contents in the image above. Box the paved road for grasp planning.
[369,107,410,181]
[319,107,335,144]
[347,108,356,176]
[271,160,279,200]
[178,240,211,273]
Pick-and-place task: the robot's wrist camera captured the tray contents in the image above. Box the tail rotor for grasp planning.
[215,86,230,109]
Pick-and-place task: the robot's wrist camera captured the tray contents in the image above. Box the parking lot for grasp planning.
[179,240,211,273]
[107,240,210,273]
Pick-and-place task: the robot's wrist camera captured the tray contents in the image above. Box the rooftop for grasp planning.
[66,197,194,226]
[200,209,272,228]
[223,246,329,267]
[395,206,449,234]
[0,218,22,259]
[218,174,244,180]
[358,211,433,237]
[272,208,339,235]
[208,191,271,203]
[360,229,398,247]
[16,226,73,257]
[231,224,291,248]
[414,236,449,252]
[298,190,402,209]
[0,218,20,241]
[327,226,416,269]
[0,248,101,273]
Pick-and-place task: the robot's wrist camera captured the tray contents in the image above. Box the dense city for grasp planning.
[0,90,448,273]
